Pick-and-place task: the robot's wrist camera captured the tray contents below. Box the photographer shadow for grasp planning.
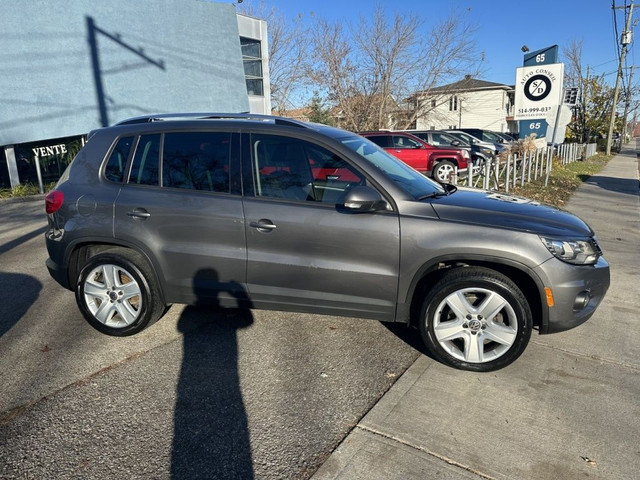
[171,269,254,479]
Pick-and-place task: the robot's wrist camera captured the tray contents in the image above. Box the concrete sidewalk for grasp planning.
[313,145,640,480]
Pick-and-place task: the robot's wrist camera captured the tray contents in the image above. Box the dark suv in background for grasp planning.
[45,113,609,371]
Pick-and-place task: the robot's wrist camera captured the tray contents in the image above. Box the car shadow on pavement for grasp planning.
[381,322,436,361]
[171,269,255,479]
[0,272,42,337]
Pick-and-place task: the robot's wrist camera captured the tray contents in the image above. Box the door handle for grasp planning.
[126,208,151,219]
[250,219,277,232]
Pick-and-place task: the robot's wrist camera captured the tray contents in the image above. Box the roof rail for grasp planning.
[114,112,309,128]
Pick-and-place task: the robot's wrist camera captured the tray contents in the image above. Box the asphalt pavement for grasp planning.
[312,143,640,479]
[0,201,420,478]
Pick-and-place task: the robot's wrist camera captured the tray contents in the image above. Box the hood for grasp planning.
[429,188,593,237]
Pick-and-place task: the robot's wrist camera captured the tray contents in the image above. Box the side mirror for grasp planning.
[450,140,461,146]
[342,186,387,212]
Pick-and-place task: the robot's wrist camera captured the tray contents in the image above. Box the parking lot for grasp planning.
[1,146,639,479]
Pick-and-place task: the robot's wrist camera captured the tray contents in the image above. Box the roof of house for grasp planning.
[428,76,514,94]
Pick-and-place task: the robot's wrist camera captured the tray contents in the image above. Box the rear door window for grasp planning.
[367,135,391,148]
[162,132,231,193]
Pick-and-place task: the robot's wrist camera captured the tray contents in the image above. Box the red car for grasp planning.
[360,131,470,183]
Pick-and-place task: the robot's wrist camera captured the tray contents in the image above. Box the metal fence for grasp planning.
[452,143,598,192]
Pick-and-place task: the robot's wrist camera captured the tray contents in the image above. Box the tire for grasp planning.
[75,249,165,336]
[433,160,456,183]
[419,267,532,372]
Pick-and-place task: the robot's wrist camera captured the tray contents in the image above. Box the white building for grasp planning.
[415,76,516,133]
[237,13,271,115]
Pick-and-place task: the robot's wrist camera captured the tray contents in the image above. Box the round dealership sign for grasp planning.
[514,63,564,121]
[524,74,552,101]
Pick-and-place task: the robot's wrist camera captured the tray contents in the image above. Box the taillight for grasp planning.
[45,190,64,214]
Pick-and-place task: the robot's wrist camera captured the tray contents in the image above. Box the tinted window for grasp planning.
[162,132,231,193]
[393,135,421,148]
[251,134,365,204]
[431,132,458,146]
[410,132,428,142]
[367,135,391,148]
[104,136,134,183]
[129,134,160,186]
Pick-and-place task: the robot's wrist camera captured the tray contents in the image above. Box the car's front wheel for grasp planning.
[419,267,532,371]
[75,249,165,336]
[433,160,456,183]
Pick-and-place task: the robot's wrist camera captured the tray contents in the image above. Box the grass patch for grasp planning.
[0,182,57,199]
[508,153,611,208]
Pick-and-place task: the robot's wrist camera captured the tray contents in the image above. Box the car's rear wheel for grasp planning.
[419,267,532,371]
[433,160,456,183]
[75,249,165,336]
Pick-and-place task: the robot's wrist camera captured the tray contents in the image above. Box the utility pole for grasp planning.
[582,65,590,143]
[622,65,634,141]
[607,2,635,155]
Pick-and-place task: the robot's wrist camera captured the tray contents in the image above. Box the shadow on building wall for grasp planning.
[86,16,165,127]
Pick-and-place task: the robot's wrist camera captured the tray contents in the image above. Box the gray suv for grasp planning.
[45,113,610,371]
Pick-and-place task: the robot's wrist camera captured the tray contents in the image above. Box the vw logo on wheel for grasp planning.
[524,74,552,101]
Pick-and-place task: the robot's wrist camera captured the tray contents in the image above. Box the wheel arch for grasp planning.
[432,156,460,168]
[402,255,546,332]
[65,239,167,304]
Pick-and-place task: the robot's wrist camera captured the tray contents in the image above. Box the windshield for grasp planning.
[443,132,470,146]
[493,132,513,143]
[433,132,464,146]
[339,134,444,198]
[481,131,505,143]
[451,131,480,144]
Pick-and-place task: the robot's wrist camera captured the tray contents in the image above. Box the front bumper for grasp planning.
[535,256,610,334]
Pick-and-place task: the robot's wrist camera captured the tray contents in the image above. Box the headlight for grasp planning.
[480,147,494,155]
[540,236,601,265]
[461,149,470,159]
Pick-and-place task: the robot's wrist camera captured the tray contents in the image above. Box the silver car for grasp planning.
[45,114,610,371]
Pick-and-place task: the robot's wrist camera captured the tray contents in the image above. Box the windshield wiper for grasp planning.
[417,183,457,200]
[417,191,448,200]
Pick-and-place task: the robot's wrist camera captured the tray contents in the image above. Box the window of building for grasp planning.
[240,37,263,96]
[449,96,458,111]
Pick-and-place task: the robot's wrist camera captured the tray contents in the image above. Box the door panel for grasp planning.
[243,200,399,319]
[114,131,247,306]
[243,133,400,320]
[390,135,427,171]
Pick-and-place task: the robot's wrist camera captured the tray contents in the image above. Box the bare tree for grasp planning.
[308,6,481,131]
[237,1,310,114]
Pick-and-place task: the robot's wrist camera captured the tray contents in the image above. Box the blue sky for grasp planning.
[237,0,632,87]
